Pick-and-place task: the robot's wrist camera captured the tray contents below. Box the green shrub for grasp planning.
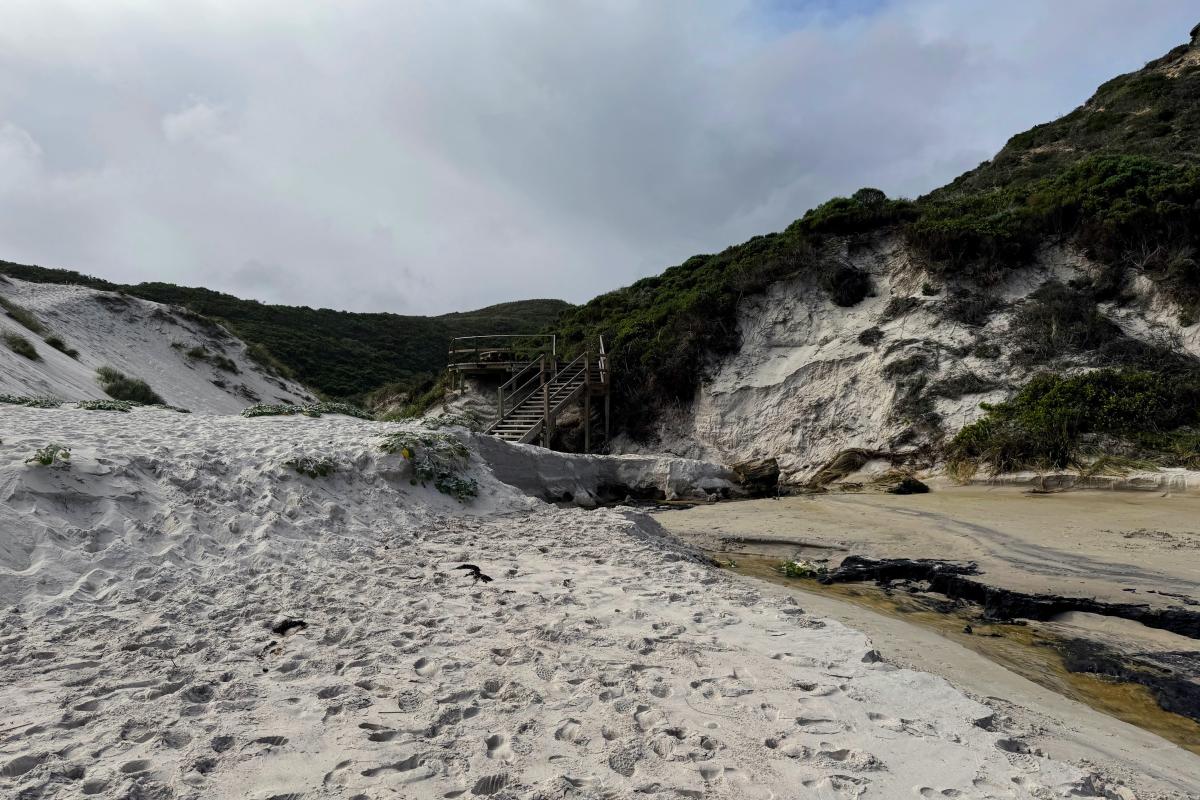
[0,393,60,408]
[424,412,485,431]
[211,354,239,373]
[95,366,166,405]
[929,372,995,398]
[285,455,337,478]
[946,369,1200,473]
[374,373,450,419]
[778,559,827,579]
[971,341,1002,359]
[241,401,372,419]
[821,265,872,307]
[43,335,79,358]
[380,430,477,501]
[911,155,1200,290]
[244,342,293,379]
[1010,281,1122,364]
[857,327,883,346]
[0,295,45,334]
[3,330,39,360]
[77,399,134,412]
[791,188,916,237]
[941,289,997,327]
[185,344,240,373]
[26,443,70,466]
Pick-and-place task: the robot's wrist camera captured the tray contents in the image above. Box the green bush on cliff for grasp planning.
[946,369,1200,473]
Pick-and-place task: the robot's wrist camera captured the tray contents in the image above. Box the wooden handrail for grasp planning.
[496,355,545,418]
[448,334,556,367]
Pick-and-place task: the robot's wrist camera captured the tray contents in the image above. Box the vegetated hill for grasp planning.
[0,274,314,413]
[559,23,1200,482]
[0,260,570,404]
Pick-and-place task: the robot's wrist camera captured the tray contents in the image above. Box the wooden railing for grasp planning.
[448,334,556,368]
[597,335,608,387]
[496,355,547,418]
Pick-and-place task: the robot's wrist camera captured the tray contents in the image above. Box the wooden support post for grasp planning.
[541,358,550,447]
[604,391,610,443]
[584,350,592,453]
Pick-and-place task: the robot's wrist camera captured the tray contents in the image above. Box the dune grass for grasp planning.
[43,334,80,359]
[3,329,39,360]
[95,366,166,405]
[0,295,45,334]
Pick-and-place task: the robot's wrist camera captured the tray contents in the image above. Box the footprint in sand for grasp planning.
[794,716,850,736]
[1,754,46,778]
[360,753,435,779]
[634,704,665,732]
[607,744,643,777]
[803,774,872,799]
[323,759,354,787]
[119,759,153,775]
[554,719,587,744]
[817,746,885,772]
[485,733,514,762]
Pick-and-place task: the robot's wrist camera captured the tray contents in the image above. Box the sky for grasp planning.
[0,1,1196,315]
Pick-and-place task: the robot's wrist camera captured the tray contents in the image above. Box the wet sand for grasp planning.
[655,485,1200,609]
[653,487,1200,798]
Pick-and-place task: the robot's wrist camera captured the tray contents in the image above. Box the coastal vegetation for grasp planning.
[95,366,166,405]
[241,401,372,419]
[0,260,568,406]
[25,443,70,466]
[0,295,45,334]
[379,430,478,501]
[284,455,337,478]
[946,369,1200,475]
[3,330,39,360]
[0,393,60,408]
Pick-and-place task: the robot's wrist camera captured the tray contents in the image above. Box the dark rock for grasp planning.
[731,457,780,497]
[823,555,1200,639]
[887,476,930,495]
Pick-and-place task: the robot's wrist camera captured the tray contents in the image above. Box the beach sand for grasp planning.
[0,408,1167,798]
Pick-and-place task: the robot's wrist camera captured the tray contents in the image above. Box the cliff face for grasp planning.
[613,233,1199,484]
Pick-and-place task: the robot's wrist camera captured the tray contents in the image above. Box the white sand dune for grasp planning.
[0,407,1122,798]
[0,276,313,412]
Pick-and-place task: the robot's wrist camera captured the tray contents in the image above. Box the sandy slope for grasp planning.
[0,408,1121,799]
[0,276,313,413]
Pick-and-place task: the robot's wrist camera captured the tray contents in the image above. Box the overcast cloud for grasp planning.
[0,1,1196,313]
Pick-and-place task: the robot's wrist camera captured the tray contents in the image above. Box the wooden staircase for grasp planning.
[485,339,609,448]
